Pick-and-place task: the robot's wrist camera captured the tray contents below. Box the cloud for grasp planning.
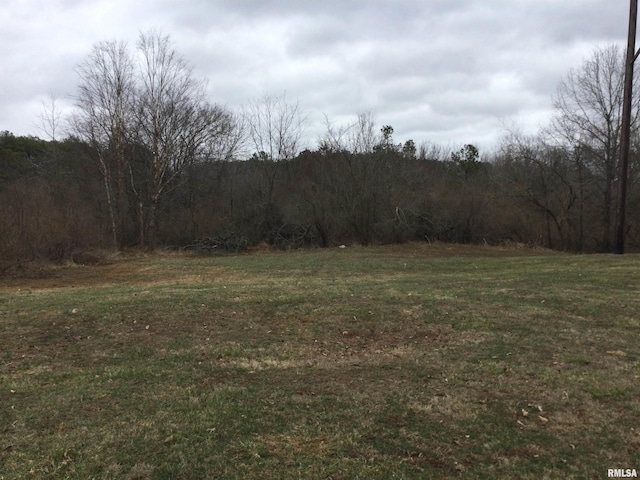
[0,0,629,151]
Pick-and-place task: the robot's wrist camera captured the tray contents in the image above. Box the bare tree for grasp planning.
[37,93,63,142]
[319,111,377,154]
[72,31,241,249]
[417,141,447,161]
[498,131,581,250]
[241,93,306,240]
[317,113,404,243]
[244,93,306,162]
[201,110,246,163]
[72,40,136,249]
[550,44,640,250]
[134,30,241,246]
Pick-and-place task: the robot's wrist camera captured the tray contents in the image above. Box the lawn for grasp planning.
[1,243,639,479]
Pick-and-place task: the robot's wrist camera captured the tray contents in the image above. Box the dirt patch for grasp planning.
[0,250,202,290]
[0,243,552,291]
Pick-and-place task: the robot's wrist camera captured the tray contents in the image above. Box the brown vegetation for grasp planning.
[1,44,640,269]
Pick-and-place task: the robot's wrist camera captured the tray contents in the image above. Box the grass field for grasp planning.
[1,243,639,479]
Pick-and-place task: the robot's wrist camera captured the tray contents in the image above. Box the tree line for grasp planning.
[1,34,639,268]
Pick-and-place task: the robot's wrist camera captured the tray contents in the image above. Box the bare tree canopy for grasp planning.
[37,93,64,142]
[72,39,135,249]
[244,93,306,161]
[319,111,378,154]
[7,34,640,262]
[549,44,640,250]
[71,30,242,248]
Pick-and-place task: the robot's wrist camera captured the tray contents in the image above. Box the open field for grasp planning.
[1,243,639,479]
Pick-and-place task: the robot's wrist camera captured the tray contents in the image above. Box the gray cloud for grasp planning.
[0,0,630,151]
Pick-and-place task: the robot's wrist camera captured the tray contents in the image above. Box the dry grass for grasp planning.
[0,243,638,479]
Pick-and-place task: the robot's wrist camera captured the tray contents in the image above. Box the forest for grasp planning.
[2,33,640,268]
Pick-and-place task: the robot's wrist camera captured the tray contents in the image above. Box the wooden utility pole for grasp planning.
[614,0,638,254]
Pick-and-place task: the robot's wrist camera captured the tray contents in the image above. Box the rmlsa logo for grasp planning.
[608,469,638,478]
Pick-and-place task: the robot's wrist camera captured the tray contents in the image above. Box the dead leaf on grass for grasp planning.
[606,350,627,357]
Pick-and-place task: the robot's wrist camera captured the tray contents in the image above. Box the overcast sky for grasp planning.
[0,0,630,152]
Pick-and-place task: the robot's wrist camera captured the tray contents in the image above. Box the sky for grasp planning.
[0,0,630,153]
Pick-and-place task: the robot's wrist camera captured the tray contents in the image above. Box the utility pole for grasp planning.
[614,0,638,254]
